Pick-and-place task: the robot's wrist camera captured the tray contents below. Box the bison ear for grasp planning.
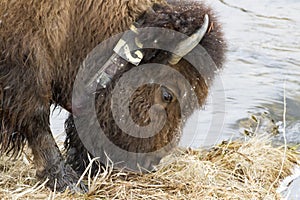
[168,14,209,65]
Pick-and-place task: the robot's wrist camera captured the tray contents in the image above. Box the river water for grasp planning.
[182,0,300,147]
[51,0,300,148]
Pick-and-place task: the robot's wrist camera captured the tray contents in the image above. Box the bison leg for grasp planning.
[0,65,87,192]
[26,112,87,192]
[64,114,101,176]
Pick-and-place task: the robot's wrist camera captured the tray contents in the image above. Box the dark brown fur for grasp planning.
[0,0,226,192]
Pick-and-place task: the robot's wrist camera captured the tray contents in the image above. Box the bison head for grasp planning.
[66,1,226,173]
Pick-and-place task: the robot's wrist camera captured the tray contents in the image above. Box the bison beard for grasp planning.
[0,0,226,192]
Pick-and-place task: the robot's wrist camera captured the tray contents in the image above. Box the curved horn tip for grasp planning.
[203,14,209,26]
[168,14,210,65]
[196,14,209,37]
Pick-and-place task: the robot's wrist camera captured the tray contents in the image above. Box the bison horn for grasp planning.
[168,14,209,65]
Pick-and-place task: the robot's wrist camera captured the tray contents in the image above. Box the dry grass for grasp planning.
[0,136,298,200]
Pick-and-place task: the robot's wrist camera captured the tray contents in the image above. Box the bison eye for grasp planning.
[161,87,174,103]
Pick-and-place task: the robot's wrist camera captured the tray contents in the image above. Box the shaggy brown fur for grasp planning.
[64,1,226,177]
[0,0,226,192]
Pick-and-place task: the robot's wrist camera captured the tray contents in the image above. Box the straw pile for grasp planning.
[0,136,298,199]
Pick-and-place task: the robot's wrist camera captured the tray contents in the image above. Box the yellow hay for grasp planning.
[0,136,298,199]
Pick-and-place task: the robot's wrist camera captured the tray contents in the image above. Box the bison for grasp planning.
[0,0,226,192]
